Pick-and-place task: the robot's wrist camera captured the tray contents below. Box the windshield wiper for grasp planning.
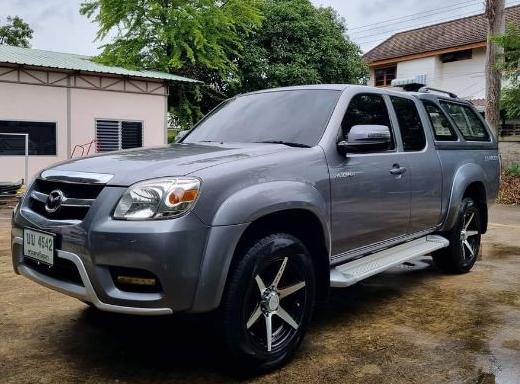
[256,140,311,148]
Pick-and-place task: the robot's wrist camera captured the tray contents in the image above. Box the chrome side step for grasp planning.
[330,235,449,287]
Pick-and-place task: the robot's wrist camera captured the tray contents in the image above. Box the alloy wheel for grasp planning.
[460,210,480,261]
[245,256,307,352]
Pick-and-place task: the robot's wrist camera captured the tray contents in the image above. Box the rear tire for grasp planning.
[221,233,315,374]
[433,198,482,274]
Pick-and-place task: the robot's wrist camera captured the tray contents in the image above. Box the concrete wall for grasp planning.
[500,141,520,168]
[0,75,167,182]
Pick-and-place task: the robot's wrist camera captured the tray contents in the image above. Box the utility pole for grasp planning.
[485,0,505,136]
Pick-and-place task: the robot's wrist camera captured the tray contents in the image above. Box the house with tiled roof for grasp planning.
[0,45,199,183]
[364,4,520,161]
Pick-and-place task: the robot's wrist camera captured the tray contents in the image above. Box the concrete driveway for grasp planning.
[0,205,519,383]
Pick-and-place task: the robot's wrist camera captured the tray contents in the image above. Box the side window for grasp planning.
[422,101,458,141]
[440,101,490,141]
[390,96,426,151]
[341,93,395,150]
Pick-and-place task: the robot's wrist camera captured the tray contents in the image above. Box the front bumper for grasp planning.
[11,185,216,314]
[12,236,171,315]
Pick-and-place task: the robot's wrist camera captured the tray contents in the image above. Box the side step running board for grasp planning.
[330,235,449,288]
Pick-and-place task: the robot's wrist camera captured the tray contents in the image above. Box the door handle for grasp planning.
[389,164,407,175]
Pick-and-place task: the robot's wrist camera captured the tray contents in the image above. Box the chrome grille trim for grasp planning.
[27,172,108,222]
[30,190,95,208]
[40,170,113,185]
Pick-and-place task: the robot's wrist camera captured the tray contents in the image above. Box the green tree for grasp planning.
[234,0,368,94]
[0,16,33,48]
[80,0,263,128]
[494,23,520,119]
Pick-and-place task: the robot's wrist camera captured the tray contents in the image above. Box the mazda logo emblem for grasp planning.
[45,190,65,213]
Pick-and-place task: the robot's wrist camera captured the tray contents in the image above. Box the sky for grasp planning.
[1,0,518,56]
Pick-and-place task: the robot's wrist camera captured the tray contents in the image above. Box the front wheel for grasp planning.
[221,233,315,373]
[433,197,482,274]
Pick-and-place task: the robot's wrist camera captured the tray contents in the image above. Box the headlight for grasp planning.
[113,177,200,220]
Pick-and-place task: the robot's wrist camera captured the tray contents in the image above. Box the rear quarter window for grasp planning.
[440,101,490,141]
[422,101,458,141]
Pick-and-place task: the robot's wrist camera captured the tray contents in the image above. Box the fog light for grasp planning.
[110,266,162,293]
[116,275,157,286]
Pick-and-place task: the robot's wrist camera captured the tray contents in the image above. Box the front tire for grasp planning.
[433,198,482,274]
[221,233,315,373]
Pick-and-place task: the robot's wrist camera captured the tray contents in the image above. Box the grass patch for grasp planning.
[167,129,176,143]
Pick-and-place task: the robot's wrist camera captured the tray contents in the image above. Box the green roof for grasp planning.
[0,45,199,83]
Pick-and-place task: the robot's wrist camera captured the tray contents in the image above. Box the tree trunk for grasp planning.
[485,0,505,137]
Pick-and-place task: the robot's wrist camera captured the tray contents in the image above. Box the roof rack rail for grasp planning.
[417,87,458,99]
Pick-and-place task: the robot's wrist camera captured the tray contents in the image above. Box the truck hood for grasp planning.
[46,143,285,186]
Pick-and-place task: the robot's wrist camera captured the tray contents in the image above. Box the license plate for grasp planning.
[23,228,55,266]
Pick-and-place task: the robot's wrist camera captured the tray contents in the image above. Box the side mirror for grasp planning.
[175,130,190,143]
[337,125,391,155]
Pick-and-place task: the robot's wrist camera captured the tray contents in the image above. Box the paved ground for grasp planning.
[0,204,519,383]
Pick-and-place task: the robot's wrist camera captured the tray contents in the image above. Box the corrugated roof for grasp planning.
[0,44,200,83]
[364,5,520,64]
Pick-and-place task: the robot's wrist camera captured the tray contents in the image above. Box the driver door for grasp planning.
[329,92,411,257]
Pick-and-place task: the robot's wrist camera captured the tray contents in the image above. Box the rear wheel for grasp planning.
[433,198,481,274]
[221,233,315,373]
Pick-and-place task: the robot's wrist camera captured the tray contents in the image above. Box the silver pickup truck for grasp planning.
[11,85,499,371]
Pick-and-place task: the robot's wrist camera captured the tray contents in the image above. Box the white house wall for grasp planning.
[436,48,486,100]
[0,81,67,183]
[70,88,166,151]
[369,48,487,100]
[0,67,168,182]
[396,56,439,87]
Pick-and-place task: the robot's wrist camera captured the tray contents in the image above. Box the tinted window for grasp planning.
[422,101,458,141]
[0,121,56,155]
[184,90,341,147]
[390,96,426,151]
[440,101,490,141]
[341,93,394,150]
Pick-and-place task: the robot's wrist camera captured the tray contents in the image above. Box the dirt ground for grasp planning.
[1,205,519,384]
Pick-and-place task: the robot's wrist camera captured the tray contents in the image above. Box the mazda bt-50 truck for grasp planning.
[11,85,500,371]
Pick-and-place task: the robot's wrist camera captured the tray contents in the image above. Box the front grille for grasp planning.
[24,256,84,286]
[30,202,90,221]
[28,178,104,221]
[34,179,104,199]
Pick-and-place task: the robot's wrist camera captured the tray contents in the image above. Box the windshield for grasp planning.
[183,89,341,147]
